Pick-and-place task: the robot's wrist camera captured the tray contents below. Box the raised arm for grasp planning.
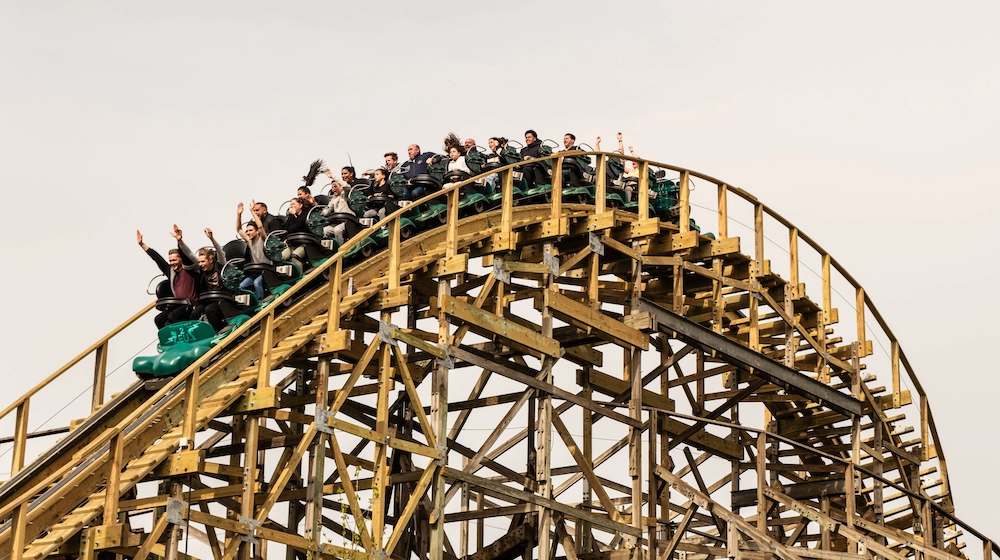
[249,199,265,233]
[616,132,625,154]
[172,224,198,267]
[236,203,250,242]
[595,136,602,151]
[205,228,226,266]
[138,230,170,276]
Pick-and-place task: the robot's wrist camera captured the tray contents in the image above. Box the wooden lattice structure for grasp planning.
[0,152,994,560]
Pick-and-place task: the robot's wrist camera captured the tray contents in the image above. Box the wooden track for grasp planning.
[0,153,994,560]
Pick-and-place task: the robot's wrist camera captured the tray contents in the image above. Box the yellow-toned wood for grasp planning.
[542,289,648,350]
[441,293,560,358]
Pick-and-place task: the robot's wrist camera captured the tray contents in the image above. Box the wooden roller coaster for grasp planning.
[0,151,994,560]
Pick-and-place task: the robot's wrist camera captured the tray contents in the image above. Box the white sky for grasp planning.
[1,1,998,536]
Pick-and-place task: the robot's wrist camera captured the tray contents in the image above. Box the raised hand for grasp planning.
[171,224,183,241]
[237,202,244,214]
[204,227,214,240]
[136,230,144,246]
[617,132,623,141]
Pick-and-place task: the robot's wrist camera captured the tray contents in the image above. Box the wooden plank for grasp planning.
[576,368,674,411]
[442,293,560,358]
[445,467,640,538]
[542,290,649,350]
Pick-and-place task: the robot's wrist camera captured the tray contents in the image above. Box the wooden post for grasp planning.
[789,227,799,298]
[679,170,690,233]
[756,432,768,534]
[537,242,556,560]
[305,359,329,547]
[754,203,764,265]
[551,156,563,223]
[822,253,832,322]
[429,280,451,560]
[718,184,728,239]
[258,311,274,389]
[91,341,108,412]
[856,286,866,351]
[11,400,29,475]
[104,432,123,520]
[595,154,607,213]
[638,161,649,220]
[182,369,199,447]
[373,313,394,549]
[580,365,593,554]
[239,418,260,560]
[446,189,459,259]
[891,340,901,409]
[165,481,184,560]
[499,169,515,251]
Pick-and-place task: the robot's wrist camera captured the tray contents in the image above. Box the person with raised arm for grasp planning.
[175,225,229,332]
[236,201,271,301]
[137,229,197,329]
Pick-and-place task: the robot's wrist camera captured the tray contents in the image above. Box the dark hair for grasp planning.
[294,196,315,210]
[525,130,537,138]
[298,186,312,195]
[384,152,398,159]
[245,221,258,230]
[254,201,268,211]
[564,133,576,141]
[342,166,356,177]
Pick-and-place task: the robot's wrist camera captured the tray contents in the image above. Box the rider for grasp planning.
[137,229,198,329]
[235,201,271,301]
[519,129,548,189]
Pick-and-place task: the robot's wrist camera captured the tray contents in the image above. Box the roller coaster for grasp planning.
[0,149,994,560]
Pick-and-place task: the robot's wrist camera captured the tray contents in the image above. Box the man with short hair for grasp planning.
[402,144,437,199]
[252,201,283,233]
[137,230,198,329]
[384,152,399,173]
[463,138,477,152]
[519,129,548,188]
[560,133,587,187]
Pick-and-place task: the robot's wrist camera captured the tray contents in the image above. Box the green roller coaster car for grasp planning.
[134,320,237,378]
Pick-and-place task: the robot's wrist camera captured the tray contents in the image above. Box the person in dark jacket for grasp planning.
[519,129,549,188]
[137,230,198,329]
[176,226,229,332]
[560,133,587,187]
[402,144,437,200]
[252,201,284,233]
[364,168,399,221]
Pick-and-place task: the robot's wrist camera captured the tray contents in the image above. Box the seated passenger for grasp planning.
[596,135,627,189]
[341,166,365,189]
[384,152,400,174]
[282,196,319,271]
[235,202,272,301]
[402,143,437,200]
[447,146,471,176]
[463,138,477,152]
[137,229,198,329]
[484,137,508,192]
[297,186,317,207]
[559,133,587,187]
[252,201,284,233]
[175,225,230,333]
[519,129,549,188]
[363,168,399,221]
[321,174,357,243]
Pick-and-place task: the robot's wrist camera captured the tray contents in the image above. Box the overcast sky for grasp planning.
[1,1,998,536]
